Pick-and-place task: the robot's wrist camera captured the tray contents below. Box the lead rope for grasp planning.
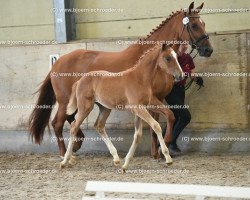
[185,50,197,91]
[185,78,194,90]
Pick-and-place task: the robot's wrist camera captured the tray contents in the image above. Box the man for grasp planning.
[164,44,203,154]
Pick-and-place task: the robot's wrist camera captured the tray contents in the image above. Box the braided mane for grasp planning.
[122,9,185,74]
[139,9,184,41]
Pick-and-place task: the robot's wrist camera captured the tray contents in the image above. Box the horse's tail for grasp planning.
[28,73,56,144]
[67,82,77,115]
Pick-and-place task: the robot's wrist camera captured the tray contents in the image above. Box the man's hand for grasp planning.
[195,77,204,90]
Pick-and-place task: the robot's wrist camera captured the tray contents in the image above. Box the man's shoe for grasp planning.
[169,144,181,152]
[168,144,182,156]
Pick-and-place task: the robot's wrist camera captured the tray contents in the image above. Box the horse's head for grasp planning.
[178,2,213,57]
[158,44,184,82]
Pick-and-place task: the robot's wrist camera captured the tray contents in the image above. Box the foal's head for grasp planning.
[158,44,184,82]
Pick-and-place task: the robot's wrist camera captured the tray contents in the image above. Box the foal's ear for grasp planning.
[172,44,179,52]
[161,43,171,51]
[188,2,194,14]
[161,43,168,51]
[195,2,204,13]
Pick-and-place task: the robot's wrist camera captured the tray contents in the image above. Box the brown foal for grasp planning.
[60,44,184,170]
[29,2,213,158]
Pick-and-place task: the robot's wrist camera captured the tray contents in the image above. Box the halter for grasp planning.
[181,12,210,59]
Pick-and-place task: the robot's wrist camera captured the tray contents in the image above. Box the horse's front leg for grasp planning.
[149,98,175,152]
[150,112,161,159]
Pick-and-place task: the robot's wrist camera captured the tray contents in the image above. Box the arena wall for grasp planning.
[0,33,249,131]
[0,0,54,41]
[1,0,250,40]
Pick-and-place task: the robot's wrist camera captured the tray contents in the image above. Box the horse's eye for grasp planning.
[192,23,199,30]
[165,56,171,62]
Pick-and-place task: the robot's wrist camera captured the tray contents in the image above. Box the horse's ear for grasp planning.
[188,2,194,14]
[195,2,204,13]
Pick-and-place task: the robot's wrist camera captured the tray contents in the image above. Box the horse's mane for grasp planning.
[139,9,184,41]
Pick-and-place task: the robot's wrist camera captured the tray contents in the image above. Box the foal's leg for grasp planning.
[122,116,142,170]
[94,105,120,166]
[133,108,173,165]
[150,112,161,159]
[66,110,85,152]
[60,100,94,168]
[149,98,175,146]
[52,104,67,158]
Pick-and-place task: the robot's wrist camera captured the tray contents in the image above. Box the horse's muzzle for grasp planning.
[198,46,213,57]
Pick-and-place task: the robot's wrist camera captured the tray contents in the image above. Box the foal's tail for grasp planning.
[28,73,56,144]
[67,82,78,115]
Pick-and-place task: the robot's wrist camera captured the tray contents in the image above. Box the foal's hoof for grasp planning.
[166,161,173,166]
[60,162,66,170]
[69,157,77,165]
[121,165,128,174]
[165,157,173,166]
[113,160,121,167]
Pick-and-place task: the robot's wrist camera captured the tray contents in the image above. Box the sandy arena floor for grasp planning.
[0,152,249,200]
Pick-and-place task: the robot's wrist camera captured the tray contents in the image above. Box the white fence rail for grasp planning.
[82,181,250,200]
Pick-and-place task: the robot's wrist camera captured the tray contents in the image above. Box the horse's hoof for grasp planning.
[114,160,121,167]
[73,141,83,152]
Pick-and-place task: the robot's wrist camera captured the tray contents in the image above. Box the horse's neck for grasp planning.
[146,17,180,42]
[133,48,159,83]
[122,14,181,59]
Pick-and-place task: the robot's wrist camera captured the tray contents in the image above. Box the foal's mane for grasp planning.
[139,9,184,41]
[121,45,161,75]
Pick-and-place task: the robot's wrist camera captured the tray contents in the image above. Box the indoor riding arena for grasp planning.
[0,0,250,200]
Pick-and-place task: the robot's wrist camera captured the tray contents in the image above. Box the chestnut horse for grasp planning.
[29,2,213,158]
[60,44,183,170]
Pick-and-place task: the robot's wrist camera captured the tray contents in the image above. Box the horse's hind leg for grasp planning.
[66,110,85,152]
[133,108,173,165]
[122,115,142,171]
[60,99,94,168]
[94,104,120,166]
[52,104,67,158]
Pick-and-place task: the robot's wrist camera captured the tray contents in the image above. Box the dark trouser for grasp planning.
[164,84,191,146]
